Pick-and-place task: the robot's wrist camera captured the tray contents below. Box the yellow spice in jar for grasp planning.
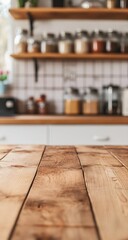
[64,100,80,115]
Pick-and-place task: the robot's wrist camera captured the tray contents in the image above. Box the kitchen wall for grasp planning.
[9,0,128,114]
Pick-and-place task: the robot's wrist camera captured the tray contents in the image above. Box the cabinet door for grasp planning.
[0,125,48,144]
[49,125,128,145]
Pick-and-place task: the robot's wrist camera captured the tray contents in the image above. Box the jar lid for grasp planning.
[91,30,105,38]
[17,28,28,35]
[47,33,56,38]
[59,32,73,39]
[75,30,89,38]
[103,84,120,90]
[84,87,98,95]
[65,87,79,95]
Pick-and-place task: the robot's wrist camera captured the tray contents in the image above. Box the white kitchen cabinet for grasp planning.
[49,125,128,145]
[0,125,48,144]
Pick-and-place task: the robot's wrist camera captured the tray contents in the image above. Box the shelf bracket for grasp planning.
[33,59,39,83]
[27,12,34,36]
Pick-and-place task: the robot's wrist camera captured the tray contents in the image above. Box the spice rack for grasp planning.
[9,8,128,124]
[9,7,128,82]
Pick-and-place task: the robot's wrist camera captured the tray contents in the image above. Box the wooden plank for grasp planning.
[9,8,128,20]
[78,146,128,240]
[12,146,98,240]
[0,145,13,161]
[12,227,98,240]
[76,146,109,154]
[11,53,128,60]
[78,153,122,167]
[41,146,81,169]
[0,115,128,125]
[105,146,128,170]
[0,145,44,240]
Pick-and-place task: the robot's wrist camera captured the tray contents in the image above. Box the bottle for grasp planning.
[14,29,28,53]
[25,0,38,7]
[74,30,90,54]
[52,0,64,7]
[36,94,47,115]
[26,97,36,114]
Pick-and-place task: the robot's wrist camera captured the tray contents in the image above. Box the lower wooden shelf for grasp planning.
[0,115,128,125]
[11,53,128,60]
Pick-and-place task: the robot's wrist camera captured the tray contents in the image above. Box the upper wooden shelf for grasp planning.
[11,53,128,60]
[9,8,128,20]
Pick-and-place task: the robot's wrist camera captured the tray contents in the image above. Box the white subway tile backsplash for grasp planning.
[12,58,128,113]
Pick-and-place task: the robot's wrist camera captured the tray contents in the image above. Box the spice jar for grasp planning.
[120,0,128,8]
[64,87,81,115]
[58,32,74,54]
[102,84,121,115]
[27,36,41,53]
[106,30,121,53]
[122,87,128,116]
[25,0,38,7]
[82,87,99,115]
[80,0,105,8]
[91,30,106,53]
[74,30,90,54]
[41,33,57,53]
[52,0,64,7]
[121,32,128,53]
[106,0,116,8]
[26,97,36,114]
[14,29,28,53]
[36,94,47,115]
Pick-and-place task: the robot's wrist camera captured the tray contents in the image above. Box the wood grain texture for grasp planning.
[105,146,128,170]
[0,146,13,161]
[11,53,128,60]
[0,115,128,125]
[9,8,128,20]
[12,146,98,240]
[13,227,98,240]
[78,146,128,240]
[1,145,128,240]
[0,145,44,240]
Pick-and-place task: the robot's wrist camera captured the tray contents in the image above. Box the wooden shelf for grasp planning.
[0,115,128,125]
[11,53,128,60]
[9,8,128,20]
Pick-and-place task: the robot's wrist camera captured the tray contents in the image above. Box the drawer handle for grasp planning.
[0,136,6,142]
[93,135,110,142]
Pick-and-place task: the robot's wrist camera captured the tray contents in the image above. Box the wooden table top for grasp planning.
[1,145,128,240]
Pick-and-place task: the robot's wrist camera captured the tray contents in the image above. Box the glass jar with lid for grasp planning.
[82,87,99,115]
[64,87,81,115]
[14,29,28,53]
[91,30,106,53]
[27,35,41,53]
[74,30,90,54]
[80,0,105,8]
[121,32,128,53]
[106,30,121,53]
[41,33,57,53]
[106,0,116,8]
[58,32,74,54]
[102,84,121,115]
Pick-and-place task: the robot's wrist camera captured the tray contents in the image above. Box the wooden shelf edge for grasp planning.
[0,115,128,125]
[9,7,128,20]
[10,53,128,60]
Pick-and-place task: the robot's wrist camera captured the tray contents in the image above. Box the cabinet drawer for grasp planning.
[49,125,128,145]
[0,125,47,144]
